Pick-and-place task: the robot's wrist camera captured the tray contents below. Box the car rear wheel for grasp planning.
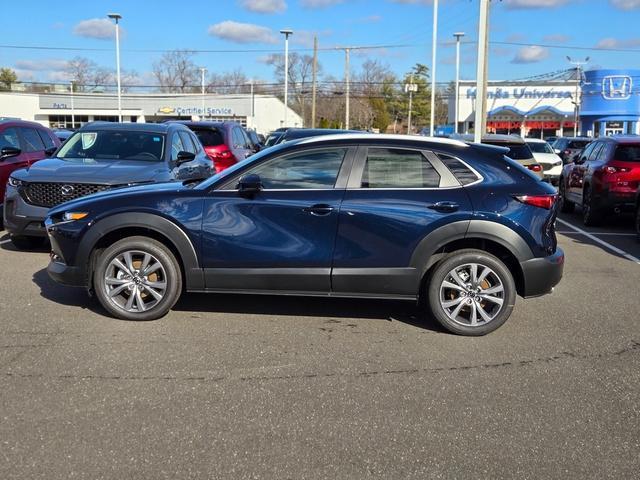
[582,186,601,226]
[426,249,516,336]
[635,203,640,243]
[93,236,182,321]
[558,179,574,213]
[10,235,46,250]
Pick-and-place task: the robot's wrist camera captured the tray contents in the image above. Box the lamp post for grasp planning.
[567,56,589,136]
[453,32,465,134]
[69,81,75,129]
[199,67,206,119]
[280,29,293,127]
[429,0,439,136]
[107,13,122,122]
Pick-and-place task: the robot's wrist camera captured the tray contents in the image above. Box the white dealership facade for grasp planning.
[0,91,302,134]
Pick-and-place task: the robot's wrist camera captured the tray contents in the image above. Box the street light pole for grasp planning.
[280,29,293,127]
[345,47,350,130]
[69,81,75,129]
[567,56,589,136]
[429,0,439,136]
[453,32,465,134]
[200,67,206,119]
[107,13,122,122]
[473,0,490,143]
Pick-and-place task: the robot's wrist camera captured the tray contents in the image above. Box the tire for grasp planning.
[635,203,640,243]
[582,186,601,227]
[558,179,574,213]
[426,249,516,336]
[10,235,46,250]
[93,236,182,321]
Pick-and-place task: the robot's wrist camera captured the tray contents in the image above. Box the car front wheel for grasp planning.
[426,249,516,336]
[93,236,182,321]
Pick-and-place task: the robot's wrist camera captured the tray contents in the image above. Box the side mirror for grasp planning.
[0,146,21,160]
[44,146,57,157]
[554,148,561,155]
[237,173,262,196]
[175,151,195,166]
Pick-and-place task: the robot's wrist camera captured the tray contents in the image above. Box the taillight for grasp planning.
[515,194,557,210]
[604,166,631,174]
[527,164,542,172]
[204,148,236,173]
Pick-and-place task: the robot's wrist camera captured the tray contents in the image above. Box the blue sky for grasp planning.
[1,0,638,87]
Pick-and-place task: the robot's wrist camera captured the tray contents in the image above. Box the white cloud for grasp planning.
[15,59,69,71]
[595,37,640,49]
[389,0,434,4]
[543,34,570,43]
[73,18,118,40]
[291,29,332,47]
[511,45,549,63]
[610,0,640,9]
[239,0,286,13]
[503,0,571,8]
[208,21,278,44]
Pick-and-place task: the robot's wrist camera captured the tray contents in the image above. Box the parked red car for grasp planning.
[558,135,640,226]
[171,121,254,173]
[0,119,60,223]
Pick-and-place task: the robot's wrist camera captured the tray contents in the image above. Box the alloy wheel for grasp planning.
[439,263,505,327]
[103,250,168,313]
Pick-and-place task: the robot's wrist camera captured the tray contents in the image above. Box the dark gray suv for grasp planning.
[4,122,213,249]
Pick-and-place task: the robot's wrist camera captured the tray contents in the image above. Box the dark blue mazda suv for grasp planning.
[44,134,564,335]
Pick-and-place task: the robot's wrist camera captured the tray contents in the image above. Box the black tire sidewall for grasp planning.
[558,180,574,213]
[93,236,182,321]
[427,249,516,336]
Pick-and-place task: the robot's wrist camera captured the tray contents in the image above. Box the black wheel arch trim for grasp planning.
[77,212,204,289]
[409,219,534,277]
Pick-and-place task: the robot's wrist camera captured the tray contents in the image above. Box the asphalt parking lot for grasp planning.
[1,210,639,479]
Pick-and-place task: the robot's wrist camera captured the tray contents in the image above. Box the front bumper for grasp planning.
[45,217,90,287]
[3,185,49,237]
[520,247,564,298]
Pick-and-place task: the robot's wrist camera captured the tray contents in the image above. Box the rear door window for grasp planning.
[361,148,440,188]
[20,127,46,152]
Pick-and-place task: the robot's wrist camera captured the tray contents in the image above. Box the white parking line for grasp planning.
[556,218,640,264]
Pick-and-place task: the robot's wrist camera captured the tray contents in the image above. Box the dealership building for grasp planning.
[0,90,302,134]
[450,68,640,138]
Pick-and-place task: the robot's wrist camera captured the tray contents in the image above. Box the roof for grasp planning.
[0,118,48,128]
[524,138,548,143]
[283,128,362,139]
[453,133,525,144]
[79,122,185,133]
[600,134,640,144]
[295,133,469,147]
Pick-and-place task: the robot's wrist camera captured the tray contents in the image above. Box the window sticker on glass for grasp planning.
[81,132,97,149]
[153,137,161,142]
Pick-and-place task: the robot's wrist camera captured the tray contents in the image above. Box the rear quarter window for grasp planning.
[437,154,480,185]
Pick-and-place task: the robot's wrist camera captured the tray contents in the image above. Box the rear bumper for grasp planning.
[520,247,564,298]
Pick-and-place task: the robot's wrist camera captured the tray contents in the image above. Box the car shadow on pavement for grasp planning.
[0,233,50,254]
[32,268,104,314]
[174,293,446,333]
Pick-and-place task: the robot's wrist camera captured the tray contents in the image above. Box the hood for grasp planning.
[532,152,562,164]
[22,157,171,184]
[48,180,189,216]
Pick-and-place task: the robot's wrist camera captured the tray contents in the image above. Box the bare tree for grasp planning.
[65,57,114,91]
[207,69,250,94]
[267,53,318,126]
[152,50,199,93]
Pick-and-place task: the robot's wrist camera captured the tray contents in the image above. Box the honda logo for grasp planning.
[60,185,75,196]
[602,75,632,100]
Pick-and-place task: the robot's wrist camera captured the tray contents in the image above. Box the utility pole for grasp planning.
[345,47,350,130]
[429,0,439,136]
[280,29,293,127]
[311,35,318,128]
[69,81,75,129]
[199,67,206,119]
[567,56,589,136]
[473,0,490,143]
[453,32,465,134]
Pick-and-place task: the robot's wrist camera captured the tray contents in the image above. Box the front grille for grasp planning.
[21,182,112,208]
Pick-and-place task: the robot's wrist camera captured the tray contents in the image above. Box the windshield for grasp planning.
[568,140,589,149]
[265,133,283,146]
[192,128,224,147]
[527,142,554,154]
[484,142,533,160]
[58,130,165,161]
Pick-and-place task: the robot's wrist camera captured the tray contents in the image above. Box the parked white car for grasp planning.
[525,139,563,185]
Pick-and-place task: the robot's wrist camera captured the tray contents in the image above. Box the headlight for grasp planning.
[62,212,89,221]
[8,177,22,187]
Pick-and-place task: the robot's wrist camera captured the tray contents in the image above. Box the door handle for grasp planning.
[427,201,459,213]
[303,204,334,216]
